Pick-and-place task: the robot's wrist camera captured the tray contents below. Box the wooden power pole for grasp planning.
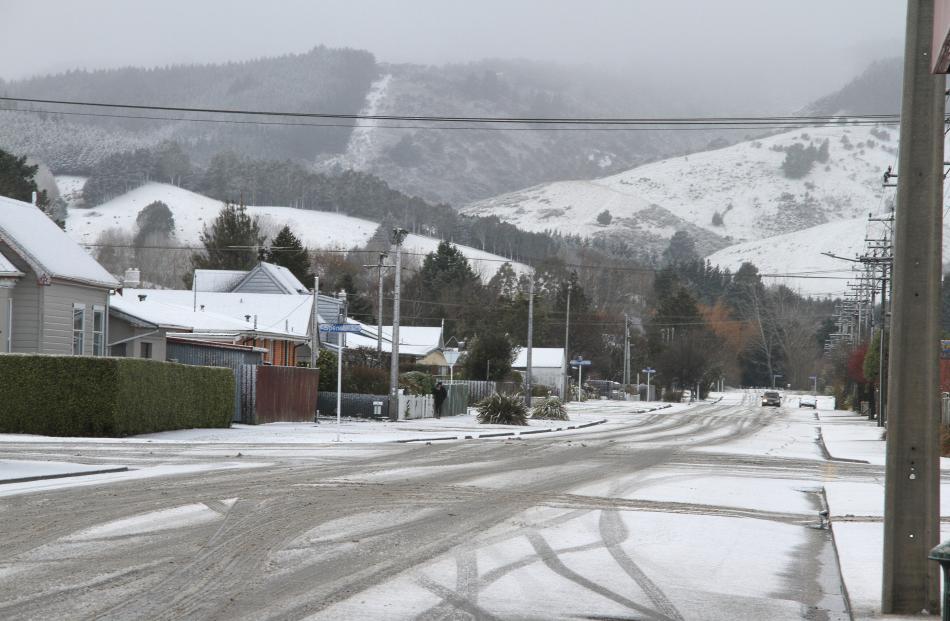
[882,0,945,613]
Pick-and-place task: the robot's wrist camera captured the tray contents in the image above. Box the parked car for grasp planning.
[799,395,817,409]
[761,391,781,407]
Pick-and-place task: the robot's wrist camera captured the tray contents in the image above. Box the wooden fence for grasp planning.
[239,365,319,424]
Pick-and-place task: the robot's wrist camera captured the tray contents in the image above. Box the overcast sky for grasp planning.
[0,1,906,109]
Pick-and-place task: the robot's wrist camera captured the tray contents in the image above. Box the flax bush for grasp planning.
[476,393,528,426]
[531,396,568,421]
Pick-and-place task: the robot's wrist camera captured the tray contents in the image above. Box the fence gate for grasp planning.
[238,365,319,424]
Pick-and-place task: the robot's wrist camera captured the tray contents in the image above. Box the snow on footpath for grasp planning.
[817,408,950,618]
[131,401,682,445]
[0,459,128,484]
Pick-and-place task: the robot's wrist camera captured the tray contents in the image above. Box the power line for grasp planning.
[0,107,881,133]
[0,95,908,125]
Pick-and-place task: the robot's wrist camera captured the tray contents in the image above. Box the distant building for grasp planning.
[193,262,310,295]
[512,347,566,388]
[0,196,119,355]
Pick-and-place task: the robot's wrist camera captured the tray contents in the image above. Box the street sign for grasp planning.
[443,348,461,365]
[570,359,592,366]
[319,323,361,333]
[642,368,656,374]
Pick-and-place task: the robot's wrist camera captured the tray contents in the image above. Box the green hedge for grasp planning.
[0,355,234,437]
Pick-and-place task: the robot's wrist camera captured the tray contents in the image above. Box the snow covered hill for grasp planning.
[63,182,528,282]
[462,124,898,257]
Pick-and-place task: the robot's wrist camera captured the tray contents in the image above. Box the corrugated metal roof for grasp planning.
[0,195,118,288]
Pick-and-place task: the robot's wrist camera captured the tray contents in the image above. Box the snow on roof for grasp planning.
[0,195,118,288]
[0,253,22,277]
[346,324,443,357]
[194,269,248,292]
[119,289,320,338]
[111,292,252,332]
[257,262,309,294]
[513,347,565,369]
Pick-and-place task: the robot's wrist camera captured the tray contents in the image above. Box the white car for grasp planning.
[799,395,817,409]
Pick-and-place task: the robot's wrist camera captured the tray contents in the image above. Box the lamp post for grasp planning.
[335,289,347,440]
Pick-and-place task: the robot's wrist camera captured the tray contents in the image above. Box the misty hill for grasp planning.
[317,59,729,204]
[0,47,740,205]
[0,46,377,169]
[461,122,898,260]
[799,58,902,117]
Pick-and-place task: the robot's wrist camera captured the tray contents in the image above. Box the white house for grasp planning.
[512,347,566,388]
[0,196,119,355]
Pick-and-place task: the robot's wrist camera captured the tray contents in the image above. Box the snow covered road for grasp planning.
[0,392,854,620]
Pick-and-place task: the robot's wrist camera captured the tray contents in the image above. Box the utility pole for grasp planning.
[882,0,945,612]
[310,276,320,368]
[525,274,534,406]
[388,228,408,421]
[623,313,631,388]
[335,289,347,439]
[879,262,888,427]
[561,282,572,401]
[362,252,393,360]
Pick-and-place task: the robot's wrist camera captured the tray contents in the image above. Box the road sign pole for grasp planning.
[883,0,944,612]
[578,363,583,400]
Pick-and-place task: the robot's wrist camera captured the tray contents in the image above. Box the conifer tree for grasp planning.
[266,225,312,284]
[191,202,264,273]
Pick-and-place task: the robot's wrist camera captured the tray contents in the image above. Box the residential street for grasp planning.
[0,393,864,620]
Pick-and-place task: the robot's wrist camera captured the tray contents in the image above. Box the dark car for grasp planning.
[761,391,781,407]
[799,395,817,409]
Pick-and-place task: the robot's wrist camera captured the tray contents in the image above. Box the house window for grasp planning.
[92,306,105,356]
[72,304,85,355]
[141,342,152,359]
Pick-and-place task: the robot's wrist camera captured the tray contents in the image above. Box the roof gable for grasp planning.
[232,262,308,295]
[0,195,118,288]
[0,251,23,278]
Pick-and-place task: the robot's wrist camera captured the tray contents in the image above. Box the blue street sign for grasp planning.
[319,323,361,333]
[642,368,656,374]
[569,359,592,366]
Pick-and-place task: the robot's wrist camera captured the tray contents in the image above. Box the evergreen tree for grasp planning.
[462,333,514,381]
[266,225,312,284]
[662,231,698,265]
[0,148,40,202]
[191,202,264,274]
[134,201,176,247]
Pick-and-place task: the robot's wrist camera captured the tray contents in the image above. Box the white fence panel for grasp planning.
[399,393,434,420]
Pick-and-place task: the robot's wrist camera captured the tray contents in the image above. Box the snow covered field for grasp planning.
[62,181,529,282]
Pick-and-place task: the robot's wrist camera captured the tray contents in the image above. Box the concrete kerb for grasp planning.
[819,486,855,619]
[394,401,679,444]
[0,466,129,486]
[814,421,871,465]
[395,418,609,444]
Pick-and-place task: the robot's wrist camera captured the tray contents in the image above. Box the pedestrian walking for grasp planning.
[433,381,448,418]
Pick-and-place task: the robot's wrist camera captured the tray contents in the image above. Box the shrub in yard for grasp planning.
[531,397,568,421]
[400,371,434,396]
[0,354,233,437]
[343,365,389,394]
[530,384,550,397]
[663,390,683,403]
[476,392,528,426]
